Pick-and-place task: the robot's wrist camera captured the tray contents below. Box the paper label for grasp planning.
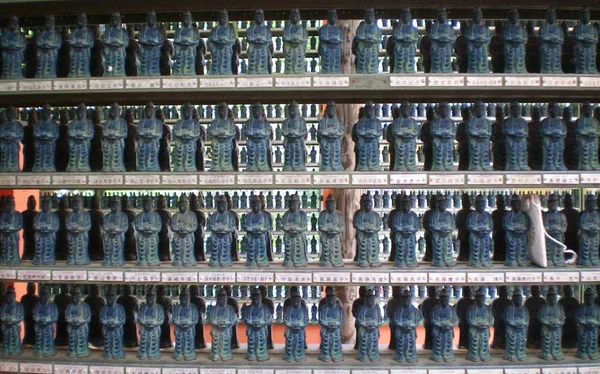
[125,368,160,374]
[467,370,503,374]
[429,174,464,185]
[352,272,389,284]
[90,367,124,374]
[505,174,542,185]
[313,174,349,186]
[54,365,88,374]
[52,174,87,185]
[89,79,124,90]
[505,76,540,86]
[389,75,426,87]
[0,175,16,186]
[0,361,18,372]
[277,370,311,374]
[200,369,235,374]
[52,270,87,281]
[237,77,273,88]
[543,271,579,283]
[430,370,464,374]
[237,174,273,185]
[275,77,311,87]
[581,173,600,184]
[275,174,312,185]
[199,174,235,185]
[19,80,52,91]
[239,370,273,374]
[581,271,600,283]
[506,271,542,283]
[505,369,540,374]
[351,174,388,186]
[543,76,577,87]
[163,369,198,374]
[313,76,349,87]
[389,173,427,185]
[88,174,123,186]
[391,370,426,374]
[427,76,464,87]
[124,174,160,186]
[467,174,503,185]
[0,81,17,91]
[124,271,160,283]
[543,173,579,184]
[314,371,350,374]
[125,78,161,89]
[578,367,600,374]
[17,175,50,186]
[313,272,351,283]
[53,80,87,90]
[390,272,428,284]
[466,76,503,86]
[353,371,388,374]
[237,272,274,283]
[580,77,600,87]
[17,269,51,281]
[0,269,16,280]
[467,272,504,283]
[162,174,197,186]
[275,272,312,283]
[162,78,197,89]
[199,77,236,88]
[428,272,466,284]
[88,271,123,282]
[197,271,236,283]
[20,363,53,373]
[542,368,577,374]
[162,272,198,283]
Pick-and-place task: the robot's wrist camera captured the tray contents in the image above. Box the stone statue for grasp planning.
[33,104,58,172]
[543,194,567,266]
[0,287,23,356]
[242,288,272,361]
[65,287,91,358]
[390,195,418,267]
[561,193,579,256]
[137,287,164,360]
[389,9,418,73]
[456,287,476,349]
[188,286,206,350]
[208,9,239,75]
[576,288,600,359]
[574,8,598,74]
[246,9,273,74]
[33,196,58,265]
[208,195,237,267]
[559,285,579,348]
[172,287,198,361]
[156,285,173,348]
[491,286,512,349]
[354,194,382,267]
[242,102,272,171]
[117,285,138,348]
[356,289,382,362]
[282,101,307,171]
[134,196,161,267]
[102,102,127,172]
[318,195,344,267]
[102,197,128,266]
[0,196,21,265]
[171,195,197,267]
[1,16,26,79]
[503,9,527,73]
[492,195,507,261]
[100,287,125,359]
[36,15,61,78]
[388,101,418,171]
[467,195,493,267]
[0,106,23,172]
[208,288,237,361]
[466,289,493,362]
[153,195,171,262]
[352,8,382,73]
[317,101,344,171]
[208,102,237,171]
[138,12,164,76]
[121,196,136,262]
[137,102,163,172]
[68,13,94,77]
[431,103,456,171]
[467,101,492,170]
[318,288,344,362]
[430,194,456,267]
[455,193,473,261]
[526,286,546,349]
[579,194,600,266]
[282,194,308,267]
[283,9,308,74]
[504,102,530,171]
[102,12,128,77]
[83,284,104,347]
[353,101,383,171]
[465,8,491,73]
[541,102,567,171]
[539,8,564,74]
[172,103,201,172]
[504,194,530,267]
[430,8,455,73]
[576,101,600,170]
[188,195,205,262]
[539,287,565,360]
[21,283,38,346]
[88,196,104,261]
[392,289,422,362]
[67,103,94,172]
[66,195,91,265]
[505,289,529,361]
[22,196,37,261]
[431,289,458,362]
[33,287,57,357]
[243,196,271,267]
[283,290,308,362]
[319,9,343,74]
[173,12,201,76]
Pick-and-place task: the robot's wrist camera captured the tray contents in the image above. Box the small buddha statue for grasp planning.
[318,195,345,267]
[573,7,598,74]
[102,102,128,172]
[431,289,458,362]
[138,12,165,76]
[392,289,422,362]
[137,287,164,360]
[539,7,564,74]
[579,194,600,266]
[242,287,273,361]
[172,103,201,172]
[102,197,128,266]
[66,195,91,265]
[430,8,455,73]
[503,9,527,73]
[431,102,456,171]
[504,101,530,171]
[0,106,24,172]
[33,196,59,265]
[318,288,344,362]
[283,9,308,74]
[354,194,382,267]
[390,195,418,267]
[208,288,237,361]
[68,13,94,77]
[576,287,600,359]
[135,196,161,267]
[246,9,273,74]
[541,102,567,171]
[0,196,22,265]
[208,195,237,267]
[208,9,240,75]
[282,194,308,267]
[137,102,163,172]
[466,101,493,171]
[353,101,383,171]
[172,286,199,361]
[576,101,600,170]
[243,196,271,267]
[67,103,94,172]
[1,16,26,79]
[36,15,62,78]
[100,286,126,359]
[352,8,382,73]
[467,194,493,267]
[171,195,198,267]
[282,101,308,171]
[242,102,272,171]
[102,12,129,77]
[356,289,383,362]
[503,194,531,267]
[504,289,529,361]
[388,101,418,171]
[65,287,91,358]
[116,285,139,348]
[317,101,344,171]
[33,286,58,357]
[319,9,343,74]
[465,8,491,73]
[173,12,202,76]
[389,9,418,73]
[466,289,493,362]
[539,287,565,360]
[33,104,59,172]
[208,102,238,171]
[543,194,567,266]
[0,286,24,356]
[283,290,309,362]
[430,194,456,267]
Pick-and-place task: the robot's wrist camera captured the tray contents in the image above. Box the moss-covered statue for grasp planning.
[541,102,567,171]
[317,101,344,171]
[390,195,418,267]
[282,194,308,267]
[208,288,237,361]
[0,106,24,172]
[318,287,344,362]
[429,194,456,267]
[65,287,91,358]
[543,194,567,266]
[33,196,59,266]
[33,286,58,357]
[579,194,600,266]
[102,197,128,266]
[138,12,164,76]
[392,289,422,362]
[282,101,307,171]
[353,101,383,171]
[66,195,91,265]
[137,286,164,360]
[539,287,565,361]
[503,194,531,267]
[67,103,94,172]
[0,286,23,356]
[283,9,308,74]
[467,101,493,171]
[1,16,26,79]
[246,9,273,74]
[318,9,343,74]
[171,194,198,267]
[243,196,272,267]
[466,289,493,362]
[539,7,564,74]
[172,286,198,361]
[242,102,272,171]
[573,7,598,74]
[136,102,163,172]
[283,290,309,362]
[208,102,237,171]
[134,196,161,267]
[388,101,419,171]
[68,13,94,78]
[576,287,600,360]
[430,8,455,73]
[356,288,383,362]
[242,287,272,362]
[503,9,527,73]
[208,9,239,75]
[102,102,128,172]
[465,8,491,73]
[467,194,493,267]
[431,288,458,362]
[431,102,456,171]
[36,15,62,78]
[352,8,382,73]
[576,101,600,170]
[102,12,129,77]
[318,195,345,267]
[0,196,21,265]
[354,193,382,267]
[100,287,126,359]
[173,12,202,76]
[208,195,237,267]
[504,101,530,171]
[389,9,418,73]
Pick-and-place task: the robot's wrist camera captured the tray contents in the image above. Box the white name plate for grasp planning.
[125,78,161,89]
[275,174,312,185]
[543,173,579,184]
[391,370,426,374]
[275,272,312,284]
[126,368,160,374]
[197,271,236,283]
[313,76,349,87]
[505,173,542,185]
[162,78,197,89]
[0,269,16,280]
[428,272,466,284]
[542,368,576,374]
[124,174,160,186]
[505,369,540,374]
[543,271,579,283]
[88,174,123,186]
[580,77,600,87]
[90,367,124,374]
[199,77,236,88]
[429,174,464,185]
[162,174,197,186]
[52,270,87,281]
[124,271,160,283]
[19,80,52,91]
[162,272,198,283]
[88,271,123,282]
[199,174,235,185]
[313,272,351,283]
[353,371,388,374]
[581,271,600,282]
[313,174,349,186]
[53,79,87,90]
[18,270,51,281]
[506,271,542,283]
[315,371,350,374]
[351,174,388,186]
[52,174,87,185]
[389,173,427,185]
[352,272,389,284]
[237,272,274,283]
[390,272,427,284]
[20,363,53,373]
[0,81,18,91]
[467,174,503,185]
[543,76,577,87]
[239,370,273,374]
[18,175,50,186]
[389,75,426,87]
[201,369,235,374]
[237,174,273,185]
[579,367,600,374]
[89,79,123,90]
[427,76,464,87]
[430,370,464,374]
[163,369,198,374]
[467,370,502,374]
[0,361,18,373]
[581,173,600,184]
[275,77,311,87]
[467,272,504,283]
[466,76,503,86]
[237,77,273,88]
[277,370,311,374]
[505,76,541,86]
[0,175,16,186]
[54,365,88,374]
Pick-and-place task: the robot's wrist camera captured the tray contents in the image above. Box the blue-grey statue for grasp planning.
[503,9,527,73]
[576,101,600,170]
[430,194,456,267]
[243,196,271,267]
[352,8,382,74]
[541,102,567,171]
[389,101,418,171]
[102,102,128,172]
[0,196,21,265]
[33,104,59,172]
[467,195,493,267]
[390,9,418,73]
[246,10,272,74]
[430,8,455,73]
[431,289,458,362]
[543,194,567,267]
[33,287,57,357]
[431,103,456,171]
[100,287,126,359]
[173,12,201,76]
[356,289,382,362]
[282,194,308,267]
[138,12,164,76]
[353,101,382,171]
[0,286,23,356]
[319,288,344,362]
[242,288,273,361]
[574,8,598,74]
[504,289,529,361]
[137,102,163,172]
[504,101,530,170]
[283,290,308,362]
[576,288,600,360]
[393,289,422,362]
[33,196,58,266]
[283,9,308,74]
[318,195,345,267]
[68,13,94,77]
[466,9,491,73]
[242,102,272,171]
[539,287,565,360]
[137,287,164,360]
[282,101,307,171]
[67,103,94,172]
[208,10,239,75]
[539,8,564,74]
[208,195,237,267]
[66,195,91,265]
[504,194,530,267]
[354,194,382,267]
[319,9,343,74]
[0,106,23,172]
[36,16,62,78]
[103,197,128,266]
[317,101,344,171]
[467,289,493,361]
[467,101,493,170]
[135,196,161,267]
[208,102,237,171]
[208,288,237,361]
[172,103,201,172]
[102,12,129,77]
[173,286,199,361]
[66,287,91,358]
[391,195,418,267]
[579,194,600,267]
[1,16,26,79]
[171,195,198,267]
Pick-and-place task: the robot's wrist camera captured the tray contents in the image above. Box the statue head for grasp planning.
[402,195,412,213]
[496,194,505,209]
[109,12,122,28]
[27,282,36,295]
[144,102,155,119]
[217,288,227,306]
[71,286,81,305]
[546,7,557,23]
[548,102,561,118]
[217,102,228,119]
[290,8,301,24]
[251,287,262,306]
[508,8,519,25]
[90,284,100,296]
[547,287,558,306]
[218,9,229,26]
[400,101,411,118]
[289,194,300,212]
[509,101,521,118]
[254,9,265,25]
[109,196,120,213]
[437,7,448,23]
[475,194,486,213]
[436,194,446,212]
[179,286,190,307]
[427,286,437,298]
[498,286,508,298]
[157,195,166,209]
[512,289,523,307]
[401,8,411,24]
[327,8,338,25]
[142,195,153,213]
[510,194,521,212]
[472,8,483,24]
[146,286,156,306]
[40,104,52,121]
[580,7,591,24]
[288,101,299,118]
[147,11,157,27]
[463,286,472,298]
[561,285,573,298]
[4,106,16,122]
[76,13,87,28]
[462,193,471,209]
[251,102,263,119]
[76,103,87,120]
[584,287,595,306]
[586,194,597,211]
[475,288,486,307]
[364,101,375,119]
[547,194,558,212]
[251,195,261,213]
[439,288,450,307]
[473,101,485,118]
[365,288,376,307]
[362,194,373,213]
[583,101,594,117]
[178,195,189,213]
[106,287,116,306]
[5,286,15,304]
[181,102,193,120]
[217,195,227,213]
[108,102,121,120]
[73,195,83,212]
[531,285,541,297]
[401,289,412,307]
[438,102,450,119]
[563,193,573,209]
[59,284,69,295]
[291,291,302,308]
[182,11,192,27]
[40,196,51,213]
[121,194,131,210]
[122,284,132,296]
[321,194,335,213]
[364,8,375,24]
[27,195,36,210]
[326,288,337,306]
[39,286,50,304]
[44,15,56,30]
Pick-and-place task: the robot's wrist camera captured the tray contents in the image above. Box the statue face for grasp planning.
[218,12,229,26]
[401,295,411,307]
[291,11,300,24]
[438,199,446,212]
[146,293,156,306]
[326,295,336,306]
[217,200,226,213]
[510,104,520,117]
[475,200,485,213]
[217,294,227,306]
[143,199,153,212]
[583,104,593,117]
[476,294,485,307]
[110,104,120,119]
[365,10,375,24]
[474,104,484,117]
[289,105,298,118]
[218,105,227,119]
[145,105,154,118]
[251,293,261,306]
[585,293,594,306]
[326,105,336,118]
[74,198,83,212]
[364,199,373,212]
[581,9,590,23]
[178,200,187,213]
[254,12,264,25]
[41,107,51,121]
[364,105,374,118]
[182,13,192,27]
[513,294,523,306]
[5,292,15,304]
[327,11,338,25]
[400,104,410,118]
[183,105,192,120]
[508,11,519,24]
[547,200,557,212]
[180,292,189,306]
[251,200,260,213]
[365,295,376,307]
[71,292,81,305]
[547,9,556,23]
[157,197,165,209]
[511,199,521,212]
[326,199,336,213]
[77,14,87,28]
[40,291,49,304]
[110,200,119,213]
[402,200,411,213]
[111,14,121,28]
[587,199,596,211]
[147,13,157,27]
[401,11,411,24]
[107,293,116,306]
[437,8,448,22]
[252,105,262,119]
[45,16,55,29]
[440,294,449,307]
[41,199,50,213]
[439,105,450,118]
[547,293,557,306]
[27,196,36,210]
[473,10,482,24]
[292,296,301,308]
[76,107,86,120]
[549,104,560,117]
[289,200,299,212]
